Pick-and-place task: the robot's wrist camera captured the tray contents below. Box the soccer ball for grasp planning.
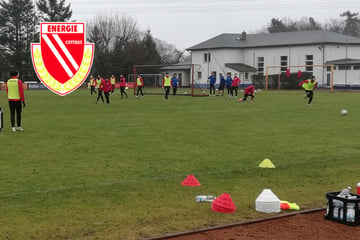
[125,87,128,90]
[340,109,348,116]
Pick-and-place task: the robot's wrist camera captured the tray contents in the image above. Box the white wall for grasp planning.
[161,70,191,87]
[326,44,360,61]
[333,67,360,86]
[191,48,243,85]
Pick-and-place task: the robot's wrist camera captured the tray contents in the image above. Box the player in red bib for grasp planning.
[119,74,128,99]
[100,78,113,105]
[239,85,255,103]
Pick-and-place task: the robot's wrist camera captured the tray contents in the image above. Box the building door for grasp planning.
[327,73,331,87]
[178,73,182,87]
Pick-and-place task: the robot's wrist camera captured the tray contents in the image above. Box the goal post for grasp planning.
[132,63,208,97]
[265,64,334,92]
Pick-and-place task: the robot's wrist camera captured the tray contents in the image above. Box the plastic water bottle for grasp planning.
[346,203,355,222]
[333,206,339,219]
[338,187,351,198]
[195,195,216,202]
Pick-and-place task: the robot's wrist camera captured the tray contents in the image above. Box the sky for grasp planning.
[69,0,360,50]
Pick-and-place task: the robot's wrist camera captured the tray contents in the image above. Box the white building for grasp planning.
[160,62,192,87]
[186,30,360,89]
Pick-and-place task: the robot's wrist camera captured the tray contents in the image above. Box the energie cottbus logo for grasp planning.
[31,22,94,96]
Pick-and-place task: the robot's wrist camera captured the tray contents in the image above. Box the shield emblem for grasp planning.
[32,22,94,96]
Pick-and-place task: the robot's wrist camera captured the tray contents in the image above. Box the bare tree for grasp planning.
[114,13,139,49]
[296,17,322,31]
[87,13,162,77]
[155,39,183,64]
[324,18,345,34]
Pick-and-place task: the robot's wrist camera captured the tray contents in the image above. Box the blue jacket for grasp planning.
[219,75,225,85]
[172,77,179,87]
[208,75,216,84]
[226,76,232,86]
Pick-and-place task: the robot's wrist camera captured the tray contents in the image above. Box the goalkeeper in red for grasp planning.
[238,85,255,103]
[299,76,317,105]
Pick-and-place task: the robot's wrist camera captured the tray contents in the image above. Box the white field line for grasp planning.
[42,34,74,78]
[53,34,79,71]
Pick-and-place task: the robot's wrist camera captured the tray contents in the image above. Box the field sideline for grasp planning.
[0,89,359,239]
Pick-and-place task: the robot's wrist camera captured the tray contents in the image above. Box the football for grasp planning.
[340,109,348,116]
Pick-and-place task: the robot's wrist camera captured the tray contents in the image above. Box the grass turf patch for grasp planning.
[0,89,359,239]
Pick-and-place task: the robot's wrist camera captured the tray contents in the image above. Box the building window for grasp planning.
[245,73,249,80]
[338,65,351,70]
[204,53,211,63]
[258,57,264,74]
[326,66,332,72]
[280,56,288,72]
[197,71,202,79]
[353,65,360,70]
[306,55,313,71]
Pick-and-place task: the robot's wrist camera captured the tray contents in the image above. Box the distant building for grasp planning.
[160,61,193,87]
[186,30,360,89]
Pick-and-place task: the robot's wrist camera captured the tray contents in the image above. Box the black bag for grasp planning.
[0,107,3,131]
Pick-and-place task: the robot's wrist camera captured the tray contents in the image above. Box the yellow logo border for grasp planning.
[32,44,94,96]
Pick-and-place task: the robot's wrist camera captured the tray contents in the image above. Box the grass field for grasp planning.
[0,88,359,240]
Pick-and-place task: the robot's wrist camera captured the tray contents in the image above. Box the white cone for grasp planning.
[255,189,281,213]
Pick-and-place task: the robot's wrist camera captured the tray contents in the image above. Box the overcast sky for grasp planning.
[69,0,360,50]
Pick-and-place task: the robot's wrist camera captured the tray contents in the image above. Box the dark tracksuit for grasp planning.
[119,77,128,98]
[226,76,232,95]
[208,75,216,95]
[172,77,179,96]
[96,78,104,103]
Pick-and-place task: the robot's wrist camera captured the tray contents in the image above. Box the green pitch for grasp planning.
[0,89,359,239]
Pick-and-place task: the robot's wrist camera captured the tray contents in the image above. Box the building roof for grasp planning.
[225,63,257,72]
[187,30,360,51]
[160,63,192,71]
[325,58,360,65]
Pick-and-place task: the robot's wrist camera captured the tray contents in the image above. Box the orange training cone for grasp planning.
[181,175,201,186]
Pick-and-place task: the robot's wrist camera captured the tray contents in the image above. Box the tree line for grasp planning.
[0,0,183,81]
[86,14,183,79]
[0,0,359,81]
[266,11,360,37]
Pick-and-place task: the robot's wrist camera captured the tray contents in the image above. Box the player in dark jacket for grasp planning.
[225,73,232,97]
[172,73,179,96]
[218,73,225,96]
[208,72,216,96]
